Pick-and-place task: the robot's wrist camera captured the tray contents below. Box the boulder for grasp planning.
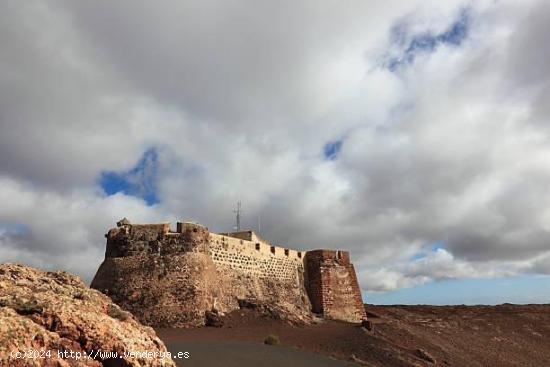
[0,263,175,367]
[204,310,223,327]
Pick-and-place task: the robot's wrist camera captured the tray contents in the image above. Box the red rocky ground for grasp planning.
[158,303,550,366]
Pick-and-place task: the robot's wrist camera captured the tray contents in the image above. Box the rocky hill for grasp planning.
[0,263,175,367]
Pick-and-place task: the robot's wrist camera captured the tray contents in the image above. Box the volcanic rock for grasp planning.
[0,263,175,367]
[204,310,223,327]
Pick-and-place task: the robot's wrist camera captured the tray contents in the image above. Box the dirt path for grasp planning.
[163,340,355,367]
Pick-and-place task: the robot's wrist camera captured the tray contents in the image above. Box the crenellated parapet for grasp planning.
[104,221,210,258]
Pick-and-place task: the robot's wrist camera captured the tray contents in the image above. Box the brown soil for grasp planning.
[157,304,550,367]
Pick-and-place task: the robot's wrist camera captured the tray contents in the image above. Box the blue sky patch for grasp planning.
[100,148,160,205]
[431,241,445,252]
[410,241,446,261]
[366,275,550,305]
[410,251,427,261]
[386,9,470,72]
[0,222,29,236]
[323,140,343,160]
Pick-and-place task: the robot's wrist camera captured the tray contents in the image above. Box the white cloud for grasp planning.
[0,176,161,281]
[1,0,550,300]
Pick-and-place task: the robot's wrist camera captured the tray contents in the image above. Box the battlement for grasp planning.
[106,220,305,261]
[304,249,351,265]
[104,220,210,257]
[94,218,365,324]
[218,230,258,242]
[212,231,304,260]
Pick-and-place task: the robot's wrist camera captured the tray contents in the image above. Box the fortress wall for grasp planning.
[218,231,254,241]
[304,250,366,323]
[129,223,170,238]
[104,222,208,258]
[94,220,365,326]
[104,223,170,257]
[92,252,222,328]
[208,233,303,284]
[94,221,313,326]
[219,231,273,246]
[207,232,312,319]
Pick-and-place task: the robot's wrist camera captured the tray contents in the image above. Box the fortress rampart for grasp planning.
[304,250,366,322]
[91,219,365,327]
[208,232,304,283]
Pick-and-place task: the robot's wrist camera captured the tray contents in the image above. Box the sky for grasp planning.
[1,0,550,305]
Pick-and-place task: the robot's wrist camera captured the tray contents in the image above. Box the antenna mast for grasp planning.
[233,201,242,231]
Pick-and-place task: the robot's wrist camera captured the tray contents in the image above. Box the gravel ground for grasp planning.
[157,303,550,367]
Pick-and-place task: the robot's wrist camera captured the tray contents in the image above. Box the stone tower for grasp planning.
[304,250,365,322]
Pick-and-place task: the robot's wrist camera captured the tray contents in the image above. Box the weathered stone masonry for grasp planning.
[91,220,365,327]
[304,250,366,323]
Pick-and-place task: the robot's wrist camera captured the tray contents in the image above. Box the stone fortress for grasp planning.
[91,219,365,327]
